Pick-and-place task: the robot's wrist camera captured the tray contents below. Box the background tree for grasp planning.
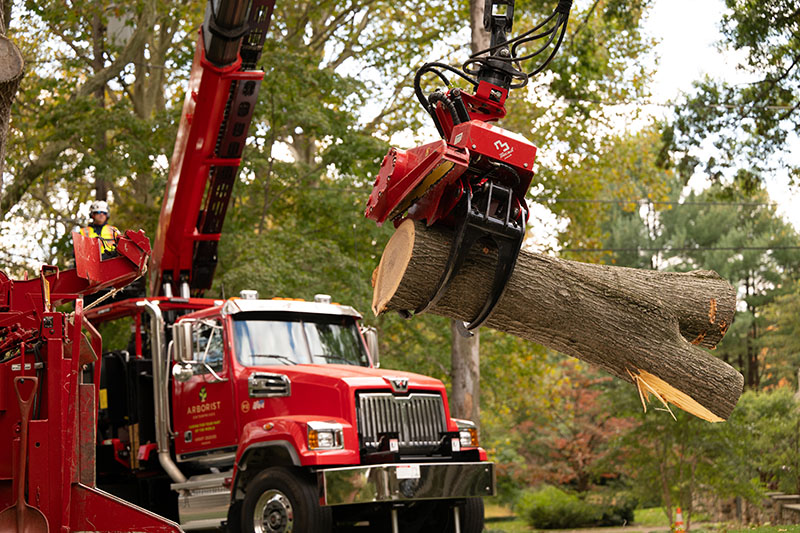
[656,179,800,388]
[666,0,800,187]
[760,281,800,388]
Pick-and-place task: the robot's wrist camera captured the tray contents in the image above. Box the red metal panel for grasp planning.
[78,384,96,486]
[72,231,101,284]
[69,484,183,532]
[26,420,49,519]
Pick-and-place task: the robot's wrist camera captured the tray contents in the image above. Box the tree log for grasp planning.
[372,220,743,422]
[0,34,23,179]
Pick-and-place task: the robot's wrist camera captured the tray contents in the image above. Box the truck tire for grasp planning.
[453,497,484,533]
[240,467,331,533]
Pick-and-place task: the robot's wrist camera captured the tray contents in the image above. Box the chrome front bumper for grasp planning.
[318,461,495,506]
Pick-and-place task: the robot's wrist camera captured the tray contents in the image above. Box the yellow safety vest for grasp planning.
[80,224,121,254]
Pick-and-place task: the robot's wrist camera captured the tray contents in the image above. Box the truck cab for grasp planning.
[87,292,494,532]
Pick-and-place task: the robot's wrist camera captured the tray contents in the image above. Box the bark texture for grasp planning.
[450,319,480,424]
[447,0,491,427]
[373,220,743,421]
[0,32,23,179]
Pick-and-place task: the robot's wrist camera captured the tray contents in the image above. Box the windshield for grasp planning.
[232,312,370,367]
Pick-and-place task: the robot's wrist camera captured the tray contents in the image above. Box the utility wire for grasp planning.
[534,198,780,207]
[560,97,797,111]
[562,245,800,253]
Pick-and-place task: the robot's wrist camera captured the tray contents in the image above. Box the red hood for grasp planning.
[272,364,444,391]
[233,363,451,425]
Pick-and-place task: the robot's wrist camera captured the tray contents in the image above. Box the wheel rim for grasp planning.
[253,489,294,533]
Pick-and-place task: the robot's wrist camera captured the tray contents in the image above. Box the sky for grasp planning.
[643,0,800,229]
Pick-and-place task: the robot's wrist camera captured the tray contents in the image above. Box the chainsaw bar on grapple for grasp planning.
[364,0,572,335]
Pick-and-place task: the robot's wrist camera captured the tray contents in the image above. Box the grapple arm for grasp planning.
[365,0,572,334]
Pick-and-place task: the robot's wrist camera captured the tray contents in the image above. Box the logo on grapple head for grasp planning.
[493,140,514,160]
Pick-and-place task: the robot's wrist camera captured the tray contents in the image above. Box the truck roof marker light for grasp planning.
[314,294,332,304]
[240,289,258,300]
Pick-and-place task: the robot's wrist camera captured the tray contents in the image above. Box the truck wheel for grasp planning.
[241,467,331,533]
[453,497,484,533]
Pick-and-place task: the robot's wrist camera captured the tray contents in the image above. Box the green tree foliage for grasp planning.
[666,0,800,185]
[600,173,800,388]
[761,281,800,387]
[656,181,800,388]
[734,389,800,494]
[510,360,635,493]
[620,407,763,530]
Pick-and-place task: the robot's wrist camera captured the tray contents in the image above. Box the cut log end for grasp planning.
[0,36,24,84]
[372,219,415,316]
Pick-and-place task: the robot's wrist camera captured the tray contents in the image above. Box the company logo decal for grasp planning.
[240,400,250,413]
[186,401,220,415]
[386,376,409,393]
[199,386,207,402]
[493,139,514,160]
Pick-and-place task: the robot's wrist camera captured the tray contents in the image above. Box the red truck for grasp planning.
[79,0,494,531]
[85,293,492,532]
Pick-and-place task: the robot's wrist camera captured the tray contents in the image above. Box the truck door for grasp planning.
[172,319,238,460]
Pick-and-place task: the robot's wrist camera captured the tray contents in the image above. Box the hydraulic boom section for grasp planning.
[150,0,275,298]
[365,0,572,335]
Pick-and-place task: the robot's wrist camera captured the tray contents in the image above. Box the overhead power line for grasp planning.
[533,197,779,207]
[561,97,797,111]
[562,246,800,253]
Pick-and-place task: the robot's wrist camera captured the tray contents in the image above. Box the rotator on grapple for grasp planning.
[365,0,572,335]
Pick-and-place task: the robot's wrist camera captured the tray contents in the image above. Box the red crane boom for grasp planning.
[149,0,275,298]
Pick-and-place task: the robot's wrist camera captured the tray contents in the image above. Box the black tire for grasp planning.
[240,467,331,533]
[454,497,485,533]
[225,500,242,533]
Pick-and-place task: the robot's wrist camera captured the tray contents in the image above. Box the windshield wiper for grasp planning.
[249,354,298,365]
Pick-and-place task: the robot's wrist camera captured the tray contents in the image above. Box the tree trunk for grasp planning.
[0,24,23,180]
[448,0,491,428]
[372,220,743,421]
[91,12,110,203]
[450,319,480,423]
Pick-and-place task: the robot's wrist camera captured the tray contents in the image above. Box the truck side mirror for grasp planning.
[361,326,379,368]
[173,320,195,363]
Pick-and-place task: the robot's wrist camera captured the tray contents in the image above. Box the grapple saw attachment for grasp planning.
[365,0,572,335]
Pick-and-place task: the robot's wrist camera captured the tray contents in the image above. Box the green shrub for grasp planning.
[596,492,637,526]
[515,486,601,529]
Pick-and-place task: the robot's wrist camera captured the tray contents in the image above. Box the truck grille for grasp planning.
[357,392,447,450]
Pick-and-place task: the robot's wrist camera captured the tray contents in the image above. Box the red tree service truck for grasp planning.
[80,0,494,531]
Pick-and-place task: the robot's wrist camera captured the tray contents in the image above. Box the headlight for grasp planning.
[454,419,479,447]
[307,421,344,450]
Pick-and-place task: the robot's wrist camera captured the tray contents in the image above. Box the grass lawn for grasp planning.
[481,504,800,533]
[484,502,530,532]
[634,507,671,527]
[718,524,800,533]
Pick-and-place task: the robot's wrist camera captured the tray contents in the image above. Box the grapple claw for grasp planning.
[413,180,526,335]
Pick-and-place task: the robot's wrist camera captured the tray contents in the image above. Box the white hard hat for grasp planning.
[90,200,109,214]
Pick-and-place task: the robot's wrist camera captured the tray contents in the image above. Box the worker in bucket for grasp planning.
[80,200,121,258]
